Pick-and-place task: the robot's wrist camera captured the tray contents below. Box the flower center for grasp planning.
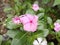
[30,20,33,23]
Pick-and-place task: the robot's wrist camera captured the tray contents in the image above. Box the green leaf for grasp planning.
[39,8,45,12]
[38,24,45,30]
[1,40,11,45]
[42,0,50,4]
[11,31,27,45]
[56,32,60,37]
[6,30,19,38]
[34,29,49,37]
[26,31,42,45]
[43,29,49,37]
[47,17,53,25]
[27,29,49,45]
[37,13,44,19]
[38,21,46,30]
[56,32,60,42]
[47,17,54,29]
[4,7,12,13]
[48,42,54,45]
[51,42,54,45]
[5,18,11,23]
[34,1,39,4]
[11,39,20,45]
[6,21,19,29]
[56,19,60,23]
[13,0,22,15]
[26,36,35,45]
[7,14,13,18]
[53,0,60,6]
[14,0,19,3]
[26,9,35,14]
[0,35,3,45]
[14,5,20,15]
[33,29,49,38]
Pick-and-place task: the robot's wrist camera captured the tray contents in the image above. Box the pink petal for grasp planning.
[54,27,60,32]
[54,22,60,32]
[26,14,34,20]
[33,15,38,22]
[54,22,60,26]
[23,23,37,32]
[19,14,38,32]
[20,15,29,24]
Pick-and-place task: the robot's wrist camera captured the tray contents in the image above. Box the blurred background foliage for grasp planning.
[3,0,60,20]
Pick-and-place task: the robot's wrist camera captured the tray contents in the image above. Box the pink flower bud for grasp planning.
[12,16,21,24]
[54,22,60,32]
[32,4,39,11]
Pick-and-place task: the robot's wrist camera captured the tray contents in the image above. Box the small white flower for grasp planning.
[33,37,47,45]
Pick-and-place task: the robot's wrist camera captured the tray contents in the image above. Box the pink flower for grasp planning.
[54,22,60,32]
[20,14,38,32]
[12,16,21,24]
[32,4,39,11]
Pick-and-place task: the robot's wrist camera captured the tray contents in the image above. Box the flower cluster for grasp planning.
[12,14,38,32]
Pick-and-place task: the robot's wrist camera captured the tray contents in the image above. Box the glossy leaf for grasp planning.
[53,0,60,6]
[37,13,44,19]
[47,17,53,25]
[6,30,19,38]
[26,9,35,14]
[11,31,27,45]
[6,21,20,29]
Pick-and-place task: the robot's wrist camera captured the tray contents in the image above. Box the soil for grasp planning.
[0,0,7,35]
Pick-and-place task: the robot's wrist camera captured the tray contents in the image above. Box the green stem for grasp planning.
[20,32,28,40]
[44,8,48,28]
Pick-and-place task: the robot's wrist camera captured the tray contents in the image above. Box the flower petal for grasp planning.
[23,23,37,32]
[20,15,29,24]
[32,4,39,11]
[33,40,39,45]
[41,39,47,45]
[37,37,42,43]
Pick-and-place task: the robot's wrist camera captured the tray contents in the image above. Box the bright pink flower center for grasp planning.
[16,18,20,20]
[30,20,33,23]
